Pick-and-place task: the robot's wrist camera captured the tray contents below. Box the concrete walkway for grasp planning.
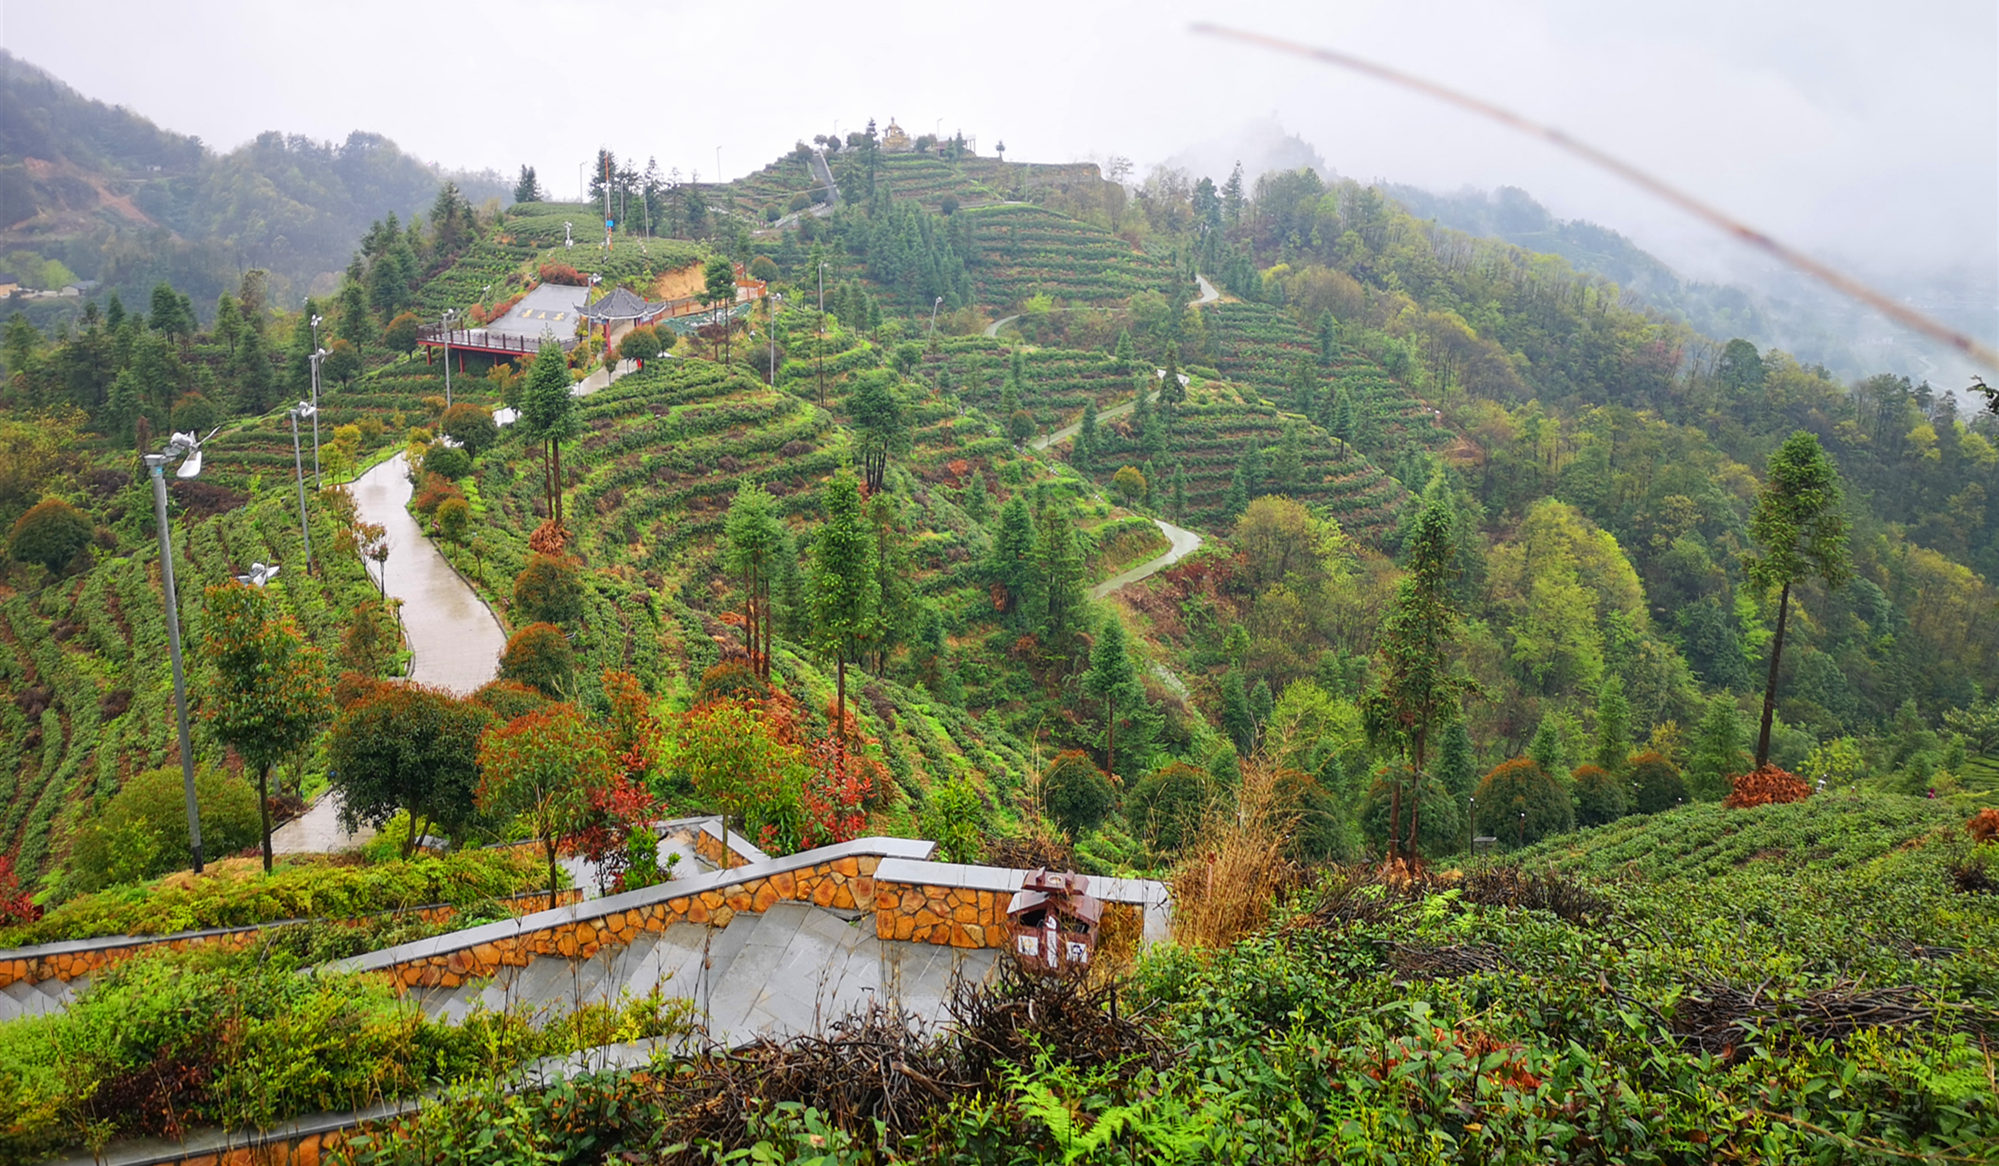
[276,452,508,854]
[351,453,507,695]
[1089,518,1203,599]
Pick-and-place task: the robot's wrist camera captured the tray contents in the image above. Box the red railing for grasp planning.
[416,327,577,354]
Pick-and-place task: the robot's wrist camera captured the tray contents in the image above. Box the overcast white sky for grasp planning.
[5,0,1994,289]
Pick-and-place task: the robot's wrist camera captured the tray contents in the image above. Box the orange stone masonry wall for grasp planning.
[376,855,881,990]
[873,882,1140,949]
[0,888,579,991]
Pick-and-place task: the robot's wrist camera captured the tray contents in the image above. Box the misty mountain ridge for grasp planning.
[1163,116,1985,387]
[0,50,508,322]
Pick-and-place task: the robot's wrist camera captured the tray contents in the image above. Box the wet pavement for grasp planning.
[350,453,507,696]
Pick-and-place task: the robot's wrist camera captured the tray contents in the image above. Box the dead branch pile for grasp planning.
[1668,982,1951,1060]
[629,960,1165,1159]
[1724,764,1813,808]
[1289,863,1610,933]
[1382,941,1513,981]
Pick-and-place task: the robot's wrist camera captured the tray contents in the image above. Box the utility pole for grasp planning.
[307,314,324,487]
[144,449,204,875]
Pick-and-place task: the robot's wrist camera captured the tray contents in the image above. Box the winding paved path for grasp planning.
[273,453,507,853]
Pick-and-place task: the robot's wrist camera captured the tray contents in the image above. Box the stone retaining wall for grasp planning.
[376,855,886,990]
[0,889,580,990]
[871,859,1171,951]
[328,838,937,991]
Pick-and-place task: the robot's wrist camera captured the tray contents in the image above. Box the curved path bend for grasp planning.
[273,453,506,853]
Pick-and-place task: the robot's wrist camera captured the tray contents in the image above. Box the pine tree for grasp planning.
[1593,675,1632,773]
[1360,498,1473,862]
[1436,718,1477,801]
[1272,423,1305,493]
[987,494,1041,630]
[1317,310,1339,366]
[1748,431,1851,767]
[1075,398,1098,472]
[1220,668,1256,756]
[725,482,787,680]
[1528,716,1566,777]
[1290,356,1318,415]
[1169,464,1187,521]
[1035,500,1088,658]
[962,469,990,524]
[519,342,578,525]
[1111,329,1136,375]
[809,467,881,768]
[1689,695,1746,800]
[1083,616,1150,778]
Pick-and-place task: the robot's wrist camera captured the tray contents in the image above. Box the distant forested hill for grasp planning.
[0,51,507,322]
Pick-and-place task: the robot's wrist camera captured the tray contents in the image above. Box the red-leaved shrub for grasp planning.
[1724,764,1813,808]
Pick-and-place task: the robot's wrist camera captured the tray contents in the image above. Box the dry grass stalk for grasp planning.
[1169,759,1301,949]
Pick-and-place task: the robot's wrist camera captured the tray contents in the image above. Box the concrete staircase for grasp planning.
[407,901,996,1048]
[0,974,84,1023]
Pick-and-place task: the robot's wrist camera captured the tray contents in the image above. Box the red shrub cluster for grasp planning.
[0,855,40,925]
[1724,764,1813,808]
[412,472,464,517]
[538,262,586,286]
[1967,808,1999,844]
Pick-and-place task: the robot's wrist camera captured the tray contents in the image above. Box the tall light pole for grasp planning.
[440,309,455,407]
[307,314,324,488]
[929,295,944,338]
[288,402,316,576]
[144,429,215,875]
[766,293,779,387]
[817,262,827,406]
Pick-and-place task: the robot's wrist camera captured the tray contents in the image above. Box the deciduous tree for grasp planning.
[201,582,330,872]
[478,704,615,908]
[327,683,492,855]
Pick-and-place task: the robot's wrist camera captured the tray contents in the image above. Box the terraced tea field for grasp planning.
[956,203,1173,305]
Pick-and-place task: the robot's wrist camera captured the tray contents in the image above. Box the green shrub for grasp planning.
[1629,750,1687,814]
[1043,749,1115,836]
[499,622,575,698]
[8,497,93,574]
[439,403,499,456]
[1473,757,1573,846]
[1125,761,1208,854]
[423,445,473,480]
[7,848,549,945]
[919,777,988,864]
[169,393,217,434]
[512,555,584,626]
[1571,763,1631,827]
[435,496,470,544]
[67,763,262,893]
[1360,767,1463,859]
[472,678,550,722]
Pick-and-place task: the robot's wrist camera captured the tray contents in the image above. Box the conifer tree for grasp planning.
[1748,431,1850,767]
[1111,329,1136,375]
[1075,398,1098,472]
[1084,615,1150,778]
[519,342,578,525]
[1220,668,1256,756]
[1169,464,1187,521]
[725,482,787,679]
[1528,715,1566,777]
[1688,695,1746,800]
[1317,310,1339,366]
[809,468,880,767]
[1593,675,1632,773]
[1272,422,1305,493]
[1034,499,1089,658]
[1290,355,1318,415]
[1361,498,1473,862]
[1435,718,1477,801]
[962,469,990,524]
[987,494,1041,630]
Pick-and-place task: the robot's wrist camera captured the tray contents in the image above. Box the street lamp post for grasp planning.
[236,562,281,588]
[766,293,779,387]
[440,310,455,407]
[817,262,827,406]
[288,402,316,575]
[144,430,214,875]
[929,295,944,338]
[307,314,324,488]
[1467,794,1475,857]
